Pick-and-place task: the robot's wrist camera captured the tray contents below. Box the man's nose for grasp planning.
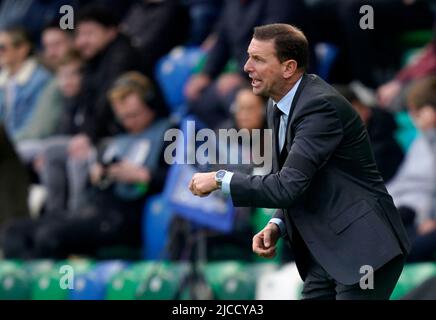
[244,59,252,73]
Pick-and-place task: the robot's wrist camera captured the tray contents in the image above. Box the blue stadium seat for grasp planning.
[155,46,205,116]
[69,260,128,300]
[315,42,339,81]
[32,259,94,300]
[142,194,174,260]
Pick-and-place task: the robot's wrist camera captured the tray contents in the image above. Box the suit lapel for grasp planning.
[283,73,311,154]
[268,73,312,171]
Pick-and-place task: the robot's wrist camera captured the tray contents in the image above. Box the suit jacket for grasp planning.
[230,74,410,285]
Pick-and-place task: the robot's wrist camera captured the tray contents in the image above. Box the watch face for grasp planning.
[216,170,226,180]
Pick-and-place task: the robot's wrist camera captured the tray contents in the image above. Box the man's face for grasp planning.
[0,32,23,68]
[410,105,436,131]
[244,38,286,101]
[57,61,82,97]
[42,29,73,69]
[113,93,154,134]
[75,21,116,60]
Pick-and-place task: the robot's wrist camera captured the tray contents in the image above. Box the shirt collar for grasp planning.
[0,58,37,87]
[272,76,303,116]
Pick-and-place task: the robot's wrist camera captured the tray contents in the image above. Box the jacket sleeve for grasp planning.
[230,97,343,208]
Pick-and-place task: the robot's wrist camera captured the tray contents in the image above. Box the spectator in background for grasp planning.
[386,76,436,262]
[13,21,76,149]
[120,0,190,77]
[51,50,85,136]
[0,26,51,142]
[169,85,270,261]
[2,72,172,259]
[335,84,404,183]
[400,76,436,262]
[208,86,270,260]
[377,22,436,111]
[215,85,269,175]
[40,19,75,72]
[184,0,306,128]
[38,5,150,214]
[84,0,135,23]
[16,50,83,168]
[74,4,147,143]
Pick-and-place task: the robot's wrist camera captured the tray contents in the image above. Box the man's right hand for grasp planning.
[252,223,281,258]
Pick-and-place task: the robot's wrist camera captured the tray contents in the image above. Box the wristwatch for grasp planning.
[215,170,227,189]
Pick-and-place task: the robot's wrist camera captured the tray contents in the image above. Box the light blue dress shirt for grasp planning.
[221,77,303,236]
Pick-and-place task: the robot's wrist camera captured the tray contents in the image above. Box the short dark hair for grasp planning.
[42,18,74,36]
[253,23,309,70]
[77,5,118,28]
[407,76,436,110]
[0,26,34,56]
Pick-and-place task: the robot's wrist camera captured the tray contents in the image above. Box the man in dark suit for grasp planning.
[189,23,410,299]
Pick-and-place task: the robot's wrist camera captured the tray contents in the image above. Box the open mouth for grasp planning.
[251,79,262,87]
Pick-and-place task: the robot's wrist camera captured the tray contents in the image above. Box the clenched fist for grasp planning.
[252,223,281,258]
[189,172,218,197]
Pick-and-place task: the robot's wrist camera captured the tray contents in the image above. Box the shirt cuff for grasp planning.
[221,171,234,195]
[269,218,287,237]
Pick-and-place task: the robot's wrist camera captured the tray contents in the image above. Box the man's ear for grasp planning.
[282,60,297,79]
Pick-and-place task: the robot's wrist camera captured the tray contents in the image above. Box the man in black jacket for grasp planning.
[74,5,146,143]
[189,24,410,300]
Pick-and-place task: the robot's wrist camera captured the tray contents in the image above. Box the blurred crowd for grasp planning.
[0,0,435,266]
